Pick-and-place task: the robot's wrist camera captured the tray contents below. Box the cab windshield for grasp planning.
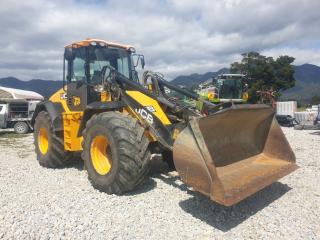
[89,47,132,82]
[216,78,242,99]
[70,46,135,83]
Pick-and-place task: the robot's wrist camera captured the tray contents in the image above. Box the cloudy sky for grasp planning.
[1,0,320,80]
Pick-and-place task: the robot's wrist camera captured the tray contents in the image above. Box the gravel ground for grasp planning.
[0,128,319,239]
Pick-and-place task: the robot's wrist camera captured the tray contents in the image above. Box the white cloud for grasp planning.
[0,0,319,80]
[263,48,320,66]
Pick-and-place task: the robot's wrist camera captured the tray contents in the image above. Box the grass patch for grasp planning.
[0,132,32,148]
[297,107,307,112]
[0,132,30,139]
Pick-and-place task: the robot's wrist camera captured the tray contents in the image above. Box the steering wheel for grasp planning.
[100,65,122,101]
[101,65,115,83]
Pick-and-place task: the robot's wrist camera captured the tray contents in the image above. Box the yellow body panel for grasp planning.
[63,112,83,151]
[49,88,83,151]
[49,88,71,113]
[126,91,171,125]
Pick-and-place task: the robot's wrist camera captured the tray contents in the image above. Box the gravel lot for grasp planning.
[0,128,319,239]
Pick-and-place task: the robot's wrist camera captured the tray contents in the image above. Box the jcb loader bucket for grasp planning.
[173,104,298,206]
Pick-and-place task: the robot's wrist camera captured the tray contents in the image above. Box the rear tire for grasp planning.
[14,121,29,134]
[34,111,73,168]
[82,112,151,194]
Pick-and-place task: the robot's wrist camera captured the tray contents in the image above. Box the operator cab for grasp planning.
[63,39,144,111]
[213,74,245,101]
[197,73,248,103]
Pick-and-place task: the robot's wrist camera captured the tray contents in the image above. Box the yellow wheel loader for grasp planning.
[31,39,298,206]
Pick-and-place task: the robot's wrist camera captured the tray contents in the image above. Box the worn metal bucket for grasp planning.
[173,104,298,206]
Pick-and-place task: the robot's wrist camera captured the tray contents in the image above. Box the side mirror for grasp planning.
[132,54,145,69]
[140,56,145,69]
[64,47,75,61]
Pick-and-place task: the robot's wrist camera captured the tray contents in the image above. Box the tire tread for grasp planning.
[34,111,73,168]
[82,111,151,194]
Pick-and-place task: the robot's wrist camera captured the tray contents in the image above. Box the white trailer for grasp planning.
[0,87,43,134]
[276,101,297,118]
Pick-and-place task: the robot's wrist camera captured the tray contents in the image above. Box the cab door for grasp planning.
[66,47,98,111]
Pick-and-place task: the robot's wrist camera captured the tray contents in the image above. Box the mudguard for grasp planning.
[31,101,64,131]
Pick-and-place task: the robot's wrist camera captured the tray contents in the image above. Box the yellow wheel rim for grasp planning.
[90,135,112,175]
[38,127,49,155]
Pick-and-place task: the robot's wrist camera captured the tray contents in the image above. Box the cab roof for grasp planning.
[65,38,135,51]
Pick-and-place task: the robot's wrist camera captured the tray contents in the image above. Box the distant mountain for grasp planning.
[171,68,229,88]
[0,77,62,98]
[281,64,320,103]
[0,63,319,102]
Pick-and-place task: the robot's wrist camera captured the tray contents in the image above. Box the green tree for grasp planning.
[311,95,320,105]
[230,52,295,103]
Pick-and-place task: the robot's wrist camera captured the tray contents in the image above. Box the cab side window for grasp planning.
[70,48,86,82]
[117,57,129,78]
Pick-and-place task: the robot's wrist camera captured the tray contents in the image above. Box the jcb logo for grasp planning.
[73,96,81,106]
[135,108,154,124]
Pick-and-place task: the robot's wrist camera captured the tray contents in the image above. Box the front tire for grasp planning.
[34,111,73,168]
[82,112,151,194]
